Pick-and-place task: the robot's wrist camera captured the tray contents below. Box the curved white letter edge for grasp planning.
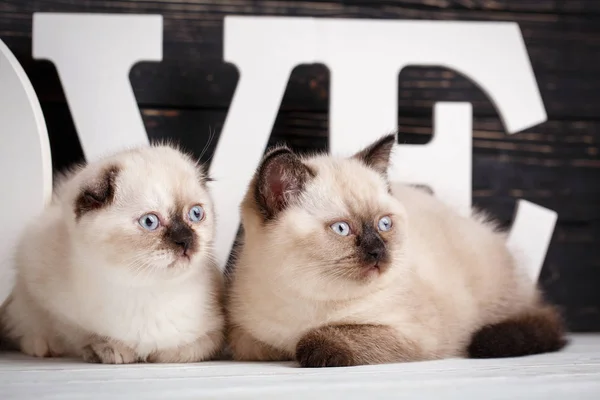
[0,39,53,302]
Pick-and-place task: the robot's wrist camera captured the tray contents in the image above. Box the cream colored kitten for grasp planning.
[227,135,565,367]
[0,145,224,363]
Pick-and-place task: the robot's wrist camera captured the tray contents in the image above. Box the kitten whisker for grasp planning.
[199,126,216,162]
[292,255,356,272]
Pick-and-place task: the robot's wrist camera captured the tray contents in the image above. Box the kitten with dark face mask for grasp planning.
[226,135,566,367]
[0,145,224,363]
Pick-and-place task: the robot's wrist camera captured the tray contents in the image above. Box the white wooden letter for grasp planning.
[0,40,52,301]
[320,19,545,213]
[390,102,473,214]
[209,18,318,267]
[216,16,556,280]
[32,13,162,161]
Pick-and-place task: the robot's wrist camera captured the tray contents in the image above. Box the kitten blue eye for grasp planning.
[330,221,351,236]
[378,216,392,232]
[188,205,205,222]
[139,213,160,231]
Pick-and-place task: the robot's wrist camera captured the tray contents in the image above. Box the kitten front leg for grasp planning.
[296,324,423,367]
[20,335,52,358]
[19,334,67,358]
[2,293,64,358]
[82,338,139,364]
[228,325,292,361]
[147,330,224,363]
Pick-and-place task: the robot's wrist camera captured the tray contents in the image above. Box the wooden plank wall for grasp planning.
[1,0,599,331]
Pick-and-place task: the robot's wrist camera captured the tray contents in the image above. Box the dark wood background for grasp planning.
[1,0,599,331]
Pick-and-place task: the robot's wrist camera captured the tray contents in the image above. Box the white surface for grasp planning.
[32,13,162,162]
[0,38,52,302]
[1,335,599,399]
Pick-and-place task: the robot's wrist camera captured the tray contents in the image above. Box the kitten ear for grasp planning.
[255,146,314,220]
[74,165,120,220]
[352,134,396,176]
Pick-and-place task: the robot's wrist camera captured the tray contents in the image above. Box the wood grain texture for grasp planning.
[1,1,600,117]
[343,0,600,14]
[0,0,598,331]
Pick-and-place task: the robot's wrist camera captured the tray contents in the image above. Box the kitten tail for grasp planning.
[0,295,16,351]
[0,300,8,350]
[467,304,567,358]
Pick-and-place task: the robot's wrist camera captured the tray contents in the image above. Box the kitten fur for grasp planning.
[226,135,566,367]
[0,145,224,363]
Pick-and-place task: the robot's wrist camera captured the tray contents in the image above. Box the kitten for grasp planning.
[0,145,224,363]
[226,135,566,367]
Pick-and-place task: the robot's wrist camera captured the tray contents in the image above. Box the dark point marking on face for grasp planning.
[467,305,567,358]
[74,165,120,220]
[356,223,388,266]
[254,146,315,221]
[163,213,197,256]
[352,134,396,177]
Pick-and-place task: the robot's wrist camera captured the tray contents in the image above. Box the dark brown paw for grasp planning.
[468,306,567,358]
[295,333,355,368]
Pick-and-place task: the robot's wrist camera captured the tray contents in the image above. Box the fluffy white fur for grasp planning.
[0,145,224,363]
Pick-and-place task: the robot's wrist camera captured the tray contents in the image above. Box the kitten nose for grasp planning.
[366,247,384,262]
[174,237,192,252]
[359,224,387,264]
[367,248,383,261]
[167,221,195,254]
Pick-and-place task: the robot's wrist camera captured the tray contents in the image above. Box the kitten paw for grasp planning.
[296,335,354,368]
[228,326,292,362]
[82,341,138,364]
[147,330,224,363]
[20,336,51,358]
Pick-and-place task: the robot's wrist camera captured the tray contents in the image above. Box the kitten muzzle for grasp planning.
[165,217,196,259]
[357,224,388,271]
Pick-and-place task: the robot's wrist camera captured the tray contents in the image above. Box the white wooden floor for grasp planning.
[1,334,600,400]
